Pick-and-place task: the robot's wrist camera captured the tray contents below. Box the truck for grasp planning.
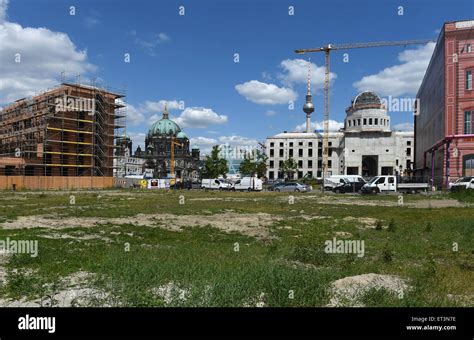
[201,178,233,190]
[449,176,474,191]
[361,175,429,194]
[233,177,263,191]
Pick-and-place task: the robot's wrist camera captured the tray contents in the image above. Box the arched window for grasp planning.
[464,154,474,176]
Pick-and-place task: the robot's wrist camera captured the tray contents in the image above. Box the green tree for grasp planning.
[255,150,268,178]
[202,145,228,178]
[239,154,257,176]
[238,149,268,178]
[281,157,297,180]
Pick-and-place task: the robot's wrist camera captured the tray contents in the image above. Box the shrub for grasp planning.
[387,219,396,232]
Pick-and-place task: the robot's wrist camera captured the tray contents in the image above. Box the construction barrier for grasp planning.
[0,176,114,190]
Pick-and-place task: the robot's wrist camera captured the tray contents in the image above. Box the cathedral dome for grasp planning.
[147,105,182,138]
[176,131,187,139]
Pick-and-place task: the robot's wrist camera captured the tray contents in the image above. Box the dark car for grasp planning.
[332,179,365,193]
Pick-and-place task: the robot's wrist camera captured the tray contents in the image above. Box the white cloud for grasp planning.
[353,42,436,96]
[393,122,414,131]
[126,104,145,126]
[174,107,228,128]
[140,100,181,113]
[189,136,218,155]
[278,59,336,91]
[0,1,96,104]
[128,132,146,150]
[190,135,259,155]
[218,135,258,147]
[235,80,297,105]
[129,31,170,56]
[295,120,344,132]
[158,32,169,42]
[265,110,276,116]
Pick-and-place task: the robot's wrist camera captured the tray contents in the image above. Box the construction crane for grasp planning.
[170,136,183,184]
[295,39,434,191]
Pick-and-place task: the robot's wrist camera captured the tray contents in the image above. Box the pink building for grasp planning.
[415,20,474,188]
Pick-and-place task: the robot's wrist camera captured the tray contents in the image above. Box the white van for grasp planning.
[201,178,233,190]
[233,177,263,191]
[324,175,366,189]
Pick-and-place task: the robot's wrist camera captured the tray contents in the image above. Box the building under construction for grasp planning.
[0,83,126,189]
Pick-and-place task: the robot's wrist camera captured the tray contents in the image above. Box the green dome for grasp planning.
[176,131,187,139]
[148,118,181,137]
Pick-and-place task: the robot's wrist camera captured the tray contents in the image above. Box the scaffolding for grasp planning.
[0,80,126,178]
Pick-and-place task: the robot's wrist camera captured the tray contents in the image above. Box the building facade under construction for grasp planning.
[0,83,126,187]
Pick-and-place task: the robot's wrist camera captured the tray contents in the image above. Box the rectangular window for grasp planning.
[308,160,313,168]
[279,149,284,157]
[375,118,378,125]
[308,149,313,157]
[363,118,367,125]
[289,149,293,157]
[369,118,373,125]
[280,142,284,147]
[406,148,411,156]
[465,111,472,134]
[298,149,303,157]
[269,160,274,168]
[270,149,274,157]
[466,44,472,53]
[308,142,313,147]
[467,70,473,90]
[299,142,303,146]
[270,142,274,147]
[298,160,303,168]
[328,160,332,167]
[289,142,293,147]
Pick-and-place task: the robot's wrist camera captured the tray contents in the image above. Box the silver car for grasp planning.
[273,182,309,192]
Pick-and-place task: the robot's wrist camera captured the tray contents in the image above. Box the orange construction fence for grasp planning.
[0,176,114,190]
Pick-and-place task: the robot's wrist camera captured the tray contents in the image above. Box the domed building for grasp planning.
[265,90,414,180]
[143,105,200,179]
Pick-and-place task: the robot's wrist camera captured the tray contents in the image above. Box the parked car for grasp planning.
[266,179,284,191]
[183,180,202,190]
[332,178,366,193]
[450,176,474,191]
[273,182,310,192]
[324,175,366,190]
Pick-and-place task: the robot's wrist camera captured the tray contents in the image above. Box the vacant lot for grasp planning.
[0,189,472,307]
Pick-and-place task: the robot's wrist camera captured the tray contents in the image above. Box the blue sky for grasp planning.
[1,0,473,153]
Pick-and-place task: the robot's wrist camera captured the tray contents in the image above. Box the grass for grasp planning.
[0,189,472,307]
